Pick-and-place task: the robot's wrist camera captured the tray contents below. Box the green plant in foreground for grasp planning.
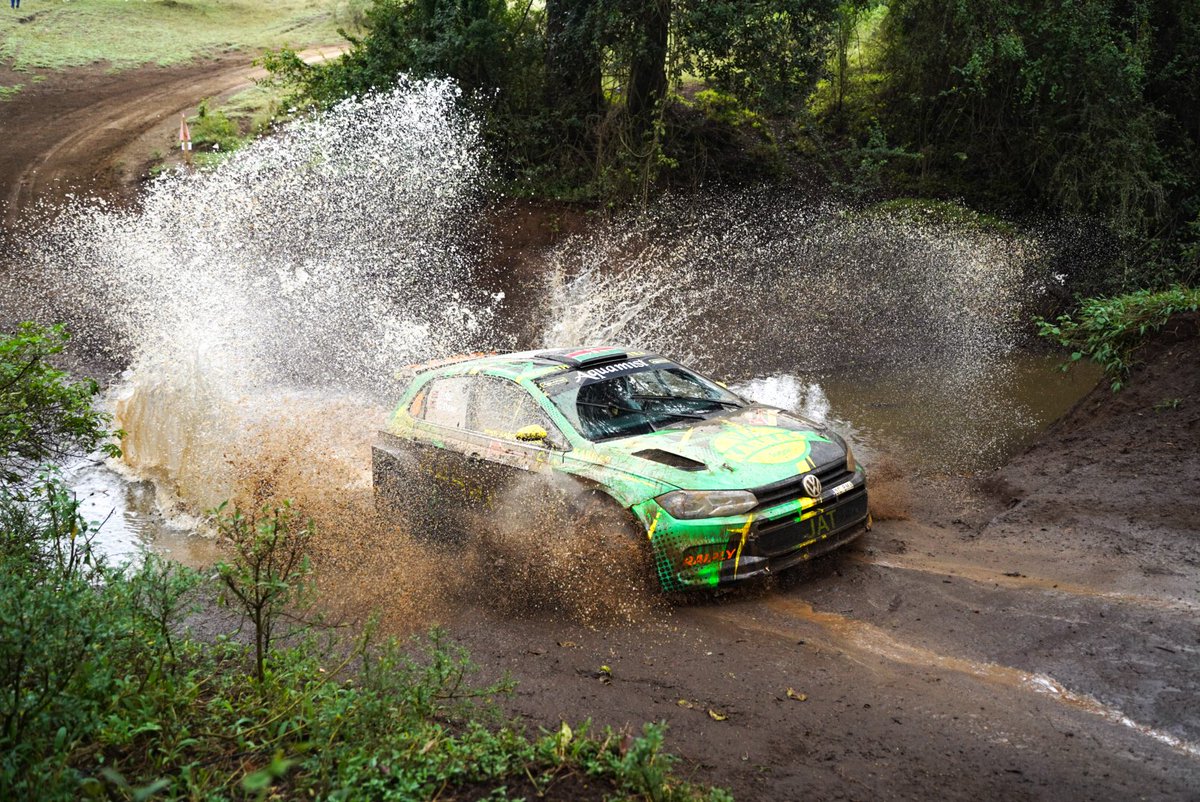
[213,500,315,683]
[1037,286,1200,390]
[0,322,729,799]
[0,323,121,486]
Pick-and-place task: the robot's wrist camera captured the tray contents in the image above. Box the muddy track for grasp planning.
[446,332,1200,801]
[0,56,1197,801]
[0,48,342,221]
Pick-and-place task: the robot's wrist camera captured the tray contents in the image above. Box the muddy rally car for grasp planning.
[373,347,869,592]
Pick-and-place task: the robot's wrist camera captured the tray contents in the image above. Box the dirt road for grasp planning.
[443,329,1200,800]
[2,57,1198,801]
[0,48,342,221]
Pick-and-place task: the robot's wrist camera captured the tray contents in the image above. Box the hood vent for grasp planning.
[634,449,707,472]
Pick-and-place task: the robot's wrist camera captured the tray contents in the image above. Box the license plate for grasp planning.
[805,509,838,539]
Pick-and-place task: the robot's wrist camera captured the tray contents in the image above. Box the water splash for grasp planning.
[17,79,500,394]
[10,80,504,512]
[540,193,1046,372]
[538,193,1058,470]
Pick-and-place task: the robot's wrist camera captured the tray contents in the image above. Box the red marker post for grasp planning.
[179,112,192,167]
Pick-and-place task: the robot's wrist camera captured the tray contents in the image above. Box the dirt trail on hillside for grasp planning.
[0,48,342,221]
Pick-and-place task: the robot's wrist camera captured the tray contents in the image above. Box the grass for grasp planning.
[0,84,22,100]
[1037,286,1200,390]
[0,0,344,72]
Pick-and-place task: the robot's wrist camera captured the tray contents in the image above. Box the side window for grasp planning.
[468,378,562,446]
[420,376,472,430]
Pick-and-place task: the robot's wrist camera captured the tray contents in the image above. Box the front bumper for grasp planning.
[634,469,870,592]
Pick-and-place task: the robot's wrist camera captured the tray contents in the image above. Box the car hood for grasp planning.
[594,406,845,493]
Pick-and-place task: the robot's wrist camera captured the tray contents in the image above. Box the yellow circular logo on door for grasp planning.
[711,426,828,465]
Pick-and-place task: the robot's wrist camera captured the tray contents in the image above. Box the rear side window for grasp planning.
[417,374,565,447]
[419,376,472,430]
[468,378,557,440]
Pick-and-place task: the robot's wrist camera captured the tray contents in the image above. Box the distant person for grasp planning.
[10,0,19,10]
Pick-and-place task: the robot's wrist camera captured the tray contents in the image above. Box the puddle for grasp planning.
[854,553,1200,615]
[63,458,220,567]
[734,354,1102,475]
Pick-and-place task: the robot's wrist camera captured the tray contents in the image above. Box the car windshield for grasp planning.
[546,365,744,442]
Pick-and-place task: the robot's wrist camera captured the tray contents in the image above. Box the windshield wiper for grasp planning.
[632,394,742,409]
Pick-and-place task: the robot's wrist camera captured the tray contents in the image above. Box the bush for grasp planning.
[189,98,244,154]
[213,500,315,682]
[0,323,120,486]
[1037,286,1200,390]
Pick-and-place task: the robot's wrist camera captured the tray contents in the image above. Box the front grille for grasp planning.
[753,490,869,557]
[750,459,850,512]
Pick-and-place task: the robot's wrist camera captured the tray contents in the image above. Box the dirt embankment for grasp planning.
[980,315,1200,580]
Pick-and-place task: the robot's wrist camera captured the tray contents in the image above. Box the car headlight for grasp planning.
[656,490,757,519]
[845,443,857,473]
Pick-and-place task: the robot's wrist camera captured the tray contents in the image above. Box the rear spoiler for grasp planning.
[394,352,497,380]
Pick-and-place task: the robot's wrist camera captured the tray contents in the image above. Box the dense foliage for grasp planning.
[264,0,840,197]
[0,323,119,486]
[1038,286,1200,390]
[261,0,1198,296]
[875,0,1199,290]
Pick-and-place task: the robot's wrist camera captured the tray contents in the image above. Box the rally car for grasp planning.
[372,347,870,592]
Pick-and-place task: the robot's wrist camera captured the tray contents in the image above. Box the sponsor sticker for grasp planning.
[535,358,675,395]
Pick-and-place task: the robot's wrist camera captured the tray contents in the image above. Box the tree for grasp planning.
[879,0,1199,286]
[674,0,839,115]
[545,0,604,150]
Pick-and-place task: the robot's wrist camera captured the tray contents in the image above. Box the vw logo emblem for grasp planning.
[802,473,822,497]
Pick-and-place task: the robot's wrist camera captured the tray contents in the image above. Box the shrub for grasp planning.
[0,323,120,486]
[213,500,315,682]
[1037,286,1200,390]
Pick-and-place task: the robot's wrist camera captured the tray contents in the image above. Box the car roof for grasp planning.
[405,347,665,382]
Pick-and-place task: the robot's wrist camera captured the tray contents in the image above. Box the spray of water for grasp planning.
[13,80,504,509]
[538,193,1055,471]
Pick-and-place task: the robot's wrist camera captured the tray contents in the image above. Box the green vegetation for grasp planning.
[877,0,1200,292]
[0,84,22,100]
[0,321,729,800]
[263,0,841,200]
[0,323,120,485]
[0,0,340,71]
[257,0,1197,297]
[1037,286,1200,390]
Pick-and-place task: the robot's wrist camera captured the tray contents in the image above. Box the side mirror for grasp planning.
[515,424,549,443]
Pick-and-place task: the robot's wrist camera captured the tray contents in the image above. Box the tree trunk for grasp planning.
[545,0,603,150]
[626,0,670,139]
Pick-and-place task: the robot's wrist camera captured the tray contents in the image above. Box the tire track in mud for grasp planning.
[849,553,1200,615]
[686,590,1200,762]
[1,47,345,222]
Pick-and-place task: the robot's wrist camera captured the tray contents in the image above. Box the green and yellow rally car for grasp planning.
[373,347,869,592]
